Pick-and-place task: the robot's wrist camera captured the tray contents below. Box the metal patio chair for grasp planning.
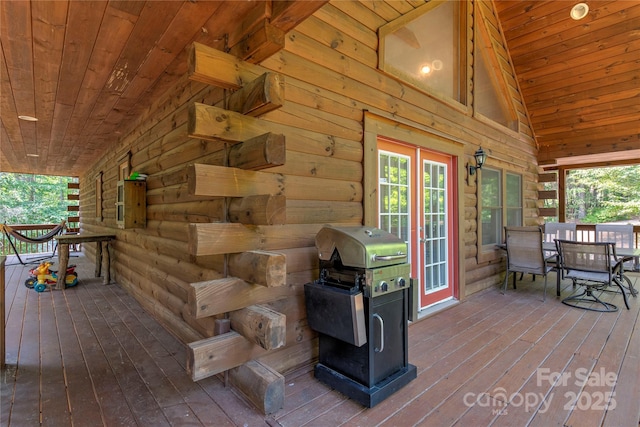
[543,222,577,279]
[555,239,630,312]
[543,222,577,243]
[502,226,555,301]
[595,223,638,297]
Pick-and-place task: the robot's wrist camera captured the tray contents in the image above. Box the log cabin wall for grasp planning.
[78,0,538,383]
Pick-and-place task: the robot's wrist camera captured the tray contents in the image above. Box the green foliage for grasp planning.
[0,173,73,224]
[566,165,640,224]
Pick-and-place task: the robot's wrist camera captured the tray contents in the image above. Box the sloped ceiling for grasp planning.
[494,0,640,168]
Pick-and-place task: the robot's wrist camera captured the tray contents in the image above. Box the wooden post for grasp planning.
[558,167,567,222]
[57,243,69,290]
[103,241,112,285]
[95,239,103,278]
[1,256,5,369]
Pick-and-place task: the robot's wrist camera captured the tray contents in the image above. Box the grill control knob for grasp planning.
[398,277,406,288]
[380,281,389,292]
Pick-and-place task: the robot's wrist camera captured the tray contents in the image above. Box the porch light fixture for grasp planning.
[570,3,589,20]
[466,147,487,183]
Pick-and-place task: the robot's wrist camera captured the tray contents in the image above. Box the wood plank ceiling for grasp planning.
[494,0,640,168]
[0,0,326,177]
[1,0,639,177]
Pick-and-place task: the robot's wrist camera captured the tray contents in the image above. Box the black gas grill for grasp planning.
[305,226,417,408]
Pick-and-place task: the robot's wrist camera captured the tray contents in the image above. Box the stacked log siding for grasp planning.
[79,1,537,378]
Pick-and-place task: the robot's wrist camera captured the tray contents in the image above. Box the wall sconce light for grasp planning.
[466,147,487,183]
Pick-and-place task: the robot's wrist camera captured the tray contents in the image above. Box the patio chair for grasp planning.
[543,222,577,278]
[596,223,638,268]
[555,239,630,312]
[595,223,638,296]
[543,222,576,242]
[502,226,555,301]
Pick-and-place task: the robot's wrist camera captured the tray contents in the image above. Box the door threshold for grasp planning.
[413,298,459,322]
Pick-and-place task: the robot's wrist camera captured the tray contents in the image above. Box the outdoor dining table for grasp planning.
[499,241,639,298]
[543,242,640,267]
[544,241,640,297]
[54,233,116,289]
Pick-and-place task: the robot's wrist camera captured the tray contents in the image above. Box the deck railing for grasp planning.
[0,223,61,257]
[575,223,640,247]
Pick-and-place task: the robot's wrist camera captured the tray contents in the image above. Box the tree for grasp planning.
[0,173,74,224]
[566,165,640,223]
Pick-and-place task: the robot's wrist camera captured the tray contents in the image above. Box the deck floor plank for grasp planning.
[342,290,540,426]
[415,298,561,426]
[39,290,72,426]
[382,294,563,426]
[53,288,104,426]
[75,279,172,426]
[2,255,639,427]
[95,279,237,425]
[63,270,138,426]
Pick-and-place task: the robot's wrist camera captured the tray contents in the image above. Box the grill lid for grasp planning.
[316,226,408,269]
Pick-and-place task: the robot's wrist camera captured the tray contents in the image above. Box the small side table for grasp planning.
[54,234,116,289]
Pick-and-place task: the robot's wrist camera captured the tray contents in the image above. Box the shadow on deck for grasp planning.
[2,253,639,426]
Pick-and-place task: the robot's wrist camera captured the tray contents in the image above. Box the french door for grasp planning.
[378,139,458,309]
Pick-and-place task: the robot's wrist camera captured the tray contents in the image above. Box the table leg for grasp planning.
[95,241,103,278]
[58,244,69,290]
[103,241,112,285]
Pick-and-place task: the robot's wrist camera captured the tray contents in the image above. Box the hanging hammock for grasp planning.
[1,220,66,265]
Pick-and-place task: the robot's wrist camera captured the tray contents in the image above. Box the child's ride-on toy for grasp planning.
[25,262,78,292]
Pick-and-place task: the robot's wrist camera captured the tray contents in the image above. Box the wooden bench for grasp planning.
[54,234,116,289]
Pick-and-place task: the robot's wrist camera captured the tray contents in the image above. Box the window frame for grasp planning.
[378,0,470,111]
[473,8,519,132]
[505,172,523,227]
[95,172,103,221]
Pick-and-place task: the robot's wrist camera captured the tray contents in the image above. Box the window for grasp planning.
[379,150,411,243]
[118,153,131,181]
[480,168,502,246]
[506,173,522,226]
[379,0,467,105]
[95,172,103,221]
[480,168,523,248]
[474,11,518,130]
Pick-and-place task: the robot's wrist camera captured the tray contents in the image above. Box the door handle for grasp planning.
[373,314,384,352]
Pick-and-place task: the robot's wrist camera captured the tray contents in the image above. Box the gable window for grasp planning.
[479,168,523,248]
[474,5,518,131]
[379,0,467,106]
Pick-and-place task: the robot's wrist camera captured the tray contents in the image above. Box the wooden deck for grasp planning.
[2,254,639,427]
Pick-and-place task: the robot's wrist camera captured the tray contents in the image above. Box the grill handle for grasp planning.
[372,253,407,262]
[373,314,384,352]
